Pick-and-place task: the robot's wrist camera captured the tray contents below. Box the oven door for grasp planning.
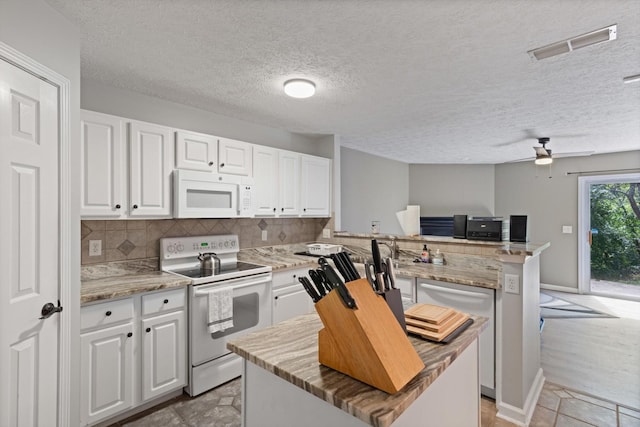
[189,273,272,366]
[173,169,239,218]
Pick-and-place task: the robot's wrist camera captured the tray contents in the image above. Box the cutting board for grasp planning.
[405,311,467,333]
[405,303,457,325]
[406,312,470,342]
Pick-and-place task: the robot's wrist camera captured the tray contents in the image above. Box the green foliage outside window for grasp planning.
[590,183,640,284]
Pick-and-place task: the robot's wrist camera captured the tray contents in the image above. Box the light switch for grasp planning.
[562,225,573,234]
[261,230,268,241]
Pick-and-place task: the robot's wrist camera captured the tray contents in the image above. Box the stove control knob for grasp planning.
[230,240,236,247]
[176,244,184,252]
[167,244,175,253]
[224,241,229,248]
[211,242,217,249]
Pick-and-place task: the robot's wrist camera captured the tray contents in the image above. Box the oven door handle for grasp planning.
[193,274,271,296]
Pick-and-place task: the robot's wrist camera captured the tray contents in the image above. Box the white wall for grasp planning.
[0,0,81,424]
[495,150,640,290]
[81,79,327,156]
[409,164,495,217]
[340,147,409,235]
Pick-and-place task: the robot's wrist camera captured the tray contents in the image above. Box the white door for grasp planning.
[0,58,60,426]
[175,130,217,172]
[129,121,174,217]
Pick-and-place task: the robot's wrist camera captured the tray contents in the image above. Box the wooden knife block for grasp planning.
[315,279,424,394]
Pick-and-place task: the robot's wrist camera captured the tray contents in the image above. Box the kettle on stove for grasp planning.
[198,252,221,276]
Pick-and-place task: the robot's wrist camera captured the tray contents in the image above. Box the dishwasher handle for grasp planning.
[419,283,491,299]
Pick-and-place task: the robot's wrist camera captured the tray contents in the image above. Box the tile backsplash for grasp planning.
[81,217,332,265]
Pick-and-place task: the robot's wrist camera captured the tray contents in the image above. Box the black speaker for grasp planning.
[453,215,468,239]
[510,215,528,242]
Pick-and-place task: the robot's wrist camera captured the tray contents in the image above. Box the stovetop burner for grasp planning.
[170,261,268,279]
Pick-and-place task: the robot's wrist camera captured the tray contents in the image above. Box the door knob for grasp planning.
[40,300,63,320]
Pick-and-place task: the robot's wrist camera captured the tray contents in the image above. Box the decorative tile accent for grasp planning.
[81,222,92,240]
[118,239,136,256]
[278,231,286,241]
[258,219,268,230]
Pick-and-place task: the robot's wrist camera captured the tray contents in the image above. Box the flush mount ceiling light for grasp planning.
[283,79,316,98]
[528,24,617,60]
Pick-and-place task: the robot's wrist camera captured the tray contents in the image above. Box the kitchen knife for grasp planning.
[340,251,360,280]
[316,269,335,292]
[298,276,321,302]
[371,239,383,274]
[385,257,397,289]
[381,262,391,291]
[329,253,351,283]
[308,270,329,295]
[319,259,357,309]
[364,262,376,291]
[387,258,396,289]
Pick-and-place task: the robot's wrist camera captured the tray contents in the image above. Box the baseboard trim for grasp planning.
[540,283,579,293]
[496,369,545,426]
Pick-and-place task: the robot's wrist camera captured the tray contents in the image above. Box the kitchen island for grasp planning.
[228,312,488,427]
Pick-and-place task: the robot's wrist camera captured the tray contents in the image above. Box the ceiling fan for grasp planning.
[507,137,595,164]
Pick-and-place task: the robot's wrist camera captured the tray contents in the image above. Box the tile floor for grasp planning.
[110,378,640,427]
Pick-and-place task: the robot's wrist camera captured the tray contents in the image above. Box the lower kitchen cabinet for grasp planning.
[272,268,314,324]
[80,288,187,426]
[394,275,416,303]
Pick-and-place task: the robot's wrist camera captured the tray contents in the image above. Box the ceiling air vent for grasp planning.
[528,24,617,60]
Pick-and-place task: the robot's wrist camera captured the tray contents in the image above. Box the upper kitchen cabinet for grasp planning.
[175,130,217,172]
[80,111,127,218]
[129,121,174,217]
[253,145,279,215]
[218,137,253,176]
[278,150,301,216]
[300,154,331,217]
[80,110,174,219]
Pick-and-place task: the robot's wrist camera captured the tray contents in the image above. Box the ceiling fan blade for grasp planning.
[505,156,535,163]
[552,151,596,158]
[533,146,549,156]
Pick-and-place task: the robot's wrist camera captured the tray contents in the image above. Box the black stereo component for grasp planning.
[466,218,502,241]
[510,215,528,243]
[453,215,468,239]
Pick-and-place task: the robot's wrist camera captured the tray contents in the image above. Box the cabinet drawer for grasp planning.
[81,298,134,331]
[272,268,308,289]
[142,288,186,315]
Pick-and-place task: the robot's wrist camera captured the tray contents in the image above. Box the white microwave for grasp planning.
[173,170,254,218]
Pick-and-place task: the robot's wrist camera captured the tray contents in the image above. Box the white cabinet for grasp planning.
[416,279,495,397]
[272,268,314,324]
[80,110,174,218]
[300,155,331,217]
[129,121,174,217]
[80,111,126,218]
[80,288,187,426]
[278,151,301,216]
[141,310,186,401]
[253,145,279,215]
[175,130,217,172]
[218,137,253,176]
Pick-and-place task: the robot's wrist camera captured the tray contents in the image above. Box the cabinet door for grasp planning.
[278,151,301,216]
[395,276,416,303]
[218,137,253,176]
[141,310,186,402]
[253,145,279,215]
[80,322,134,426]
[80,111,126,218]
[273,284,314,324]
[175,130,217,172]
[300,155,331,217]
[129,121,174,217]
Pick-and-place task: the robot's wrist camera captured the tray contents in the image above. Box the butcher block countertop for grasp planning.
[228,311,488,427]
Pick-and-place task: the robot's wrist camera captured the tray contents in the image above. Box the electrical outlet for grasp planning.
[322,228,331,238]
[505,274,519,294]
[89,239,102,256]
[261,230,268,241]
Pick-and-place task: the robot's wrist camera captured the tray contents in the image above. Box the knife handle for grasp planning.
[385,257,397,289]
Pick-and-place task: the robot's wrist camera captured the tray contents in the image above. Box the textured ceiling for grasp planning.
[45,0,640,164]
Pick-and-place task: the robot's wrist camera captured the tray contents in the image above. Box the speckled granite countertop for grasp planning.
[228,312,488,427]
[81,258,191,305]
[239,244,500,289]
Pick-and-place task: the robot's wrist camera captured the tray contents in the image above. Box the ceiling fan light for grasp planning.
[283,79,316,98]
[535,156,553,165]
